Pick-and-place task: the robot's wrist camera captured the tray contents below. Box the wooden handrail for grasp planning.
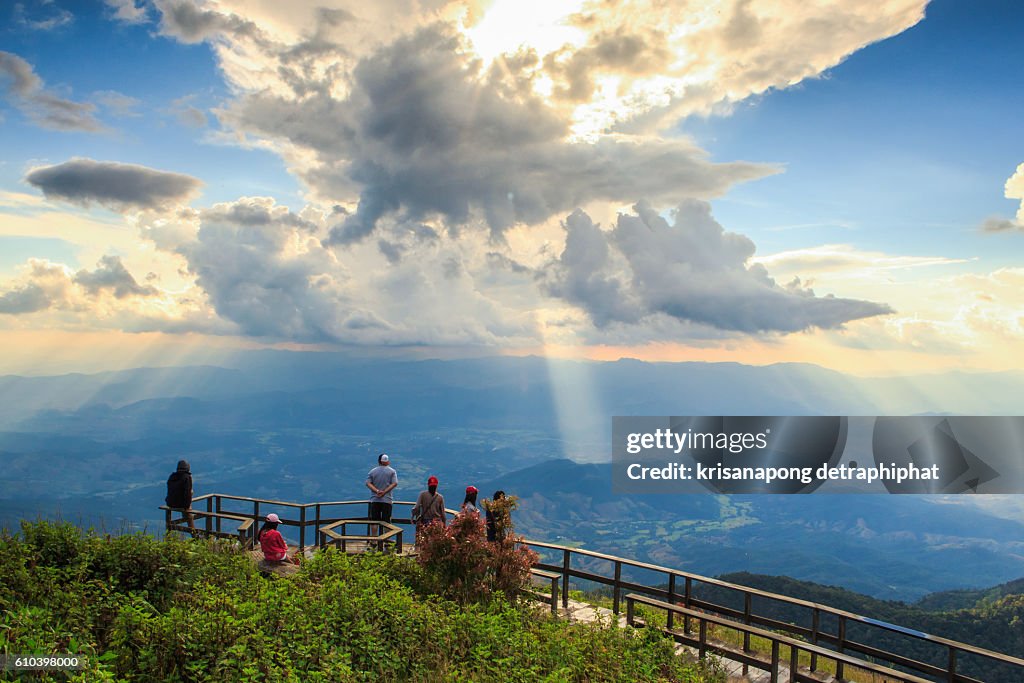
[528,542,1024,668]
[625,593,940,683]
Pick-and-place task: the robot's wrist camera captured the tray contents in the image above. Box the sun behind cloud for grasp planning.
[0,0,1021,374]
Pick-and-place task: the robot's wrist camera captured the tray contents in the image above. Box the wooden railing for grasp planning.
[319,519,404,554]
[164,494,1024,682]
[169,493,450,553]
[626,593,935,683]
[523,539,1024,683]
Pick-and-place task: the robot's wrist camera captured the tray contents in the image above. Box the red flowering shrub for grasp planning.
[416,510,538,604]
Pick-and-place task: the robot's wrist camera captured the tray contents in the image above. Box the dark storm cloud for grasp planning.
[541,209,642,327]
[25,158,201,211]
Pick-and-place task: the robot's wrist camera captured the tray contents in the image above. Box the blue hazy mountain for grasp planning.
[2,351,1023,600]
[479,458,1024,599]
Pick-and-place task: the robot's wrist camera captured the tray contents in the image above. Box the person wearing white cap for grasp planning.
[258,513,298,564]
[366,453,398,542]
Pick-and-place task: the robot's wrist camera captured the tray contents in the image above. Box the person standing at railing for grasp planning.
[165,459,196,536]
[412,475,446,543]
[365,453,398,542]
[460,486,480,515]
[485,490,505,542]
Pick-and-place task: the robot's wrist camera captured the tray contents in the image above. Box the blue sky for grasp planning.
[683,0,1024,266]
[0,0,1021,375]
[0,1,301,217]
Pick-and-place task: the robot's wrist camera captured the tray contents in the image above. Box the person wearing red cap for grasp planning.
[412,475,446,543]
[461,485,480,516]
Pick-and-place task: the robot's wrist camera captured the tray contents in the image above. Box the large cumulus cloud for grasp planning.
[543,201,893,333]
[25,158,202,211]
[170,196,539,345]
[227,27,774,243]
[46,0,915,346]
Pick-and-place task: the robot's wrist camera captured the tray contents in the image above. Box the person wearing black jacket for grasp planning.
[166,459,196,535]
[486,490,505,542]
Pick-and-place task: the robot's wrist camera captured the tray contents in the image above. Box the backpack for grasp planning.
[166,471,192,508]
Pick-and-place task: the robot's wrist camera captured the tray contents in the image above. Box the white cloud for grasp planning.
[12,3,74,31]
[5,1,945,350]
[752,244,969,277]
[222,26,774,243]
[0,255,232,335]
[0,257,151,312]
[93,90,142,118]
[543,201,892,334]
[159,196,541,345]
[982,163,1024,233]
[105,0,149,24]
[828,267,1024,361]
[147,0,923,240]
[152,0,927,137]
[0,51,101,131]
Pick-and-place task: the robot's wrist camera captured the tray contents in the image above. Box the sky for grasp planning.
[0,0,1022,376]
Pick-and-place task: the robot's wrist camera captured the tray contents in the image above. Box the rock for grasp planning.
[258,558,300,577]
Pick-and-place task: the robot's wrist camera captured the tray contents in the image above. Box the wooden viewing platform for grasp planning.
[163,493,1024,683]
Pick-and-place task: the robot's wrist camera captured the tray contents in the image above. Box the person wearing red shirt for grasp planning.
[259,513,298,564]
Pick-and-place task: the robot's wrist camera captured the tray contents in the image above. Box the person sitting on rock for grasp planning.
[259,513,299,565]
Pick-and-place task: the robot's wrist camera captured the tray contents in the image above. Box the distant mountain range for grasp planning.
[2,351,1024,603]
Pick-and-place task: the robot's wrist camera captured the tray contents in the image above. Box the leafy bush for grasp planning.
[19,518,84,568]
[415,511,538,605]
[482,493,518,541]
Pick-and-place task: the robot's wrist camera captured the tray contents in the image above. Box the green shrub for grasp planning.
[20,519,85,568]
[0,521,721,682]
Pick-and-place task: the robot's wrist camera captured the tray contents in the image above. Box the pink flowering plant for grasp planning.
[416,501,538,605]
